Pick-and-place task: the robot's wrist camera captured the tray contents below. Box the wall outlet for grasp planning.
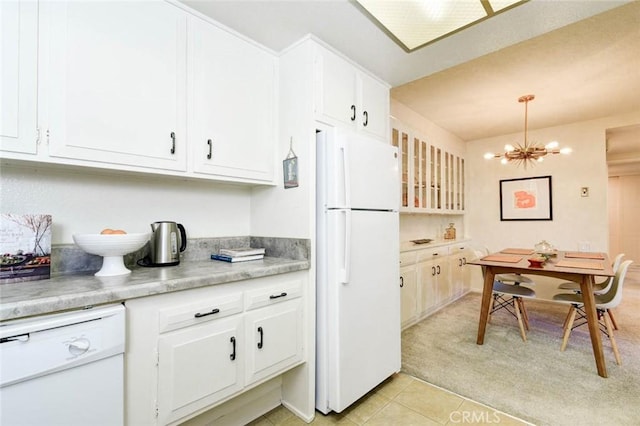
[581,187,589,197]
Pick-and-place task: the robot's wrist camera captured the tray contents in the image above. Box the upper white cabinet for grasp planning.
[5,0,278,184]
[314,45,389,141]
[43,1,188,171]
[189,16,276,182]
[391,118,466,214]
[0,0,38,154]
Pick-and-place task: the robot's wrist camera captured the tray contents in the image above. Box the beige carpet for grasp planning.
[402,270,640,426]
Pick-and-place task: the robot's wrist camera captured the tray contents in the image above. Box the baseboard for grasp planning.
[179,378,282,426]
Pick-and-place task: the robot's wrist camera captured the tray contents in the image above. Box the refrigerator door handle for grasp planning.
[339,140,351,208]
[340,209,352,284]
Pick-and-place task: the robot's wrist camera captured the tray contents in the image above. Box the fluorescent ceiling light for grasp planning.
[356,0,527,51]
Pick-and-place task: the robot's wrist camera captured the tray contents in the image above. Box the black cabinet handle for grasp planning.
[257,326,263,349]
[350,105,356,121]
[269,292,287,299]
[459,259,463,267]
[194,308,219,318]
[363,110,369,126]
[431,266,436,276]
[207,139,212,159]
[463,257,467,265]
[170,132,176,154]
[437,265,441,275]
[230,336,236,361]
[400,276,404,288]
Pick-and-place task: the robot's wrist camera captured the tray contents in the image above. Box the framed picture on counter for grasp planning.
[500,175,553,221]
[0,213,52,284]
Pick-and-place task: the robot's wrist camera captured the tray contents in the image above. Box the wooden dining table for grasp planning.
[467,248,615,378]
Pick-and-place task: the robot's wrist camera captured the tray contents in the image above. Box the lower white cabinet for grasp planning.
[245,299,303,385]
[400,241,472,329]
[157,315,244,425]
[417,248,450,318]
[399,261,418,329]
[125,274,305,425]
[449,244,473,299]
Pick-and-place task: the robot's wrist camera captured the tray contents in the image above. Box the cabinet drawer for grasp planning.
[400,251,417,266]
[449,243,469,254]
[158,292,243,333]
[244,279,303,311]
[417,247,449,263]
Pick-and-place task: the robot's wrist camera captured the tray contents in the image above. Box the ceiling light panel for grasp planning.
[356,0,527,51]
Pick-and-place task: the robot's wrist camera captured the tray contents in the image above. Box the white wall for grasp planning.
[466,111,640,255]
[0,163,251,244]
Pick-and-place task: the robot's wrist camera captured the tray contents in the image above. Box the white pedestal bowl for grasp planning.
[73,233,150,276]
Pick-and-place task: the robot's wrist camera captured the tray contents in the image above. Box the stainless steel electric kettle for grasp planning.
[143,221,187,266]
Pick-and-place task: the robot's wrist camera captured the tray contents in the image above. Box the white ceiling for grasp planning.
[181,0,640,144]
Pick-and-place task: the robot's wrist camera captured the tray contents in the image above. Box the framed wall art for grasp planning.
[500,175,553,221]
[283,137,299,189]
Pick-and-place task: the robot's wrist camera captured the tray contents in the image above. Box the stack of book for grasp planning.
[211,247,265,263]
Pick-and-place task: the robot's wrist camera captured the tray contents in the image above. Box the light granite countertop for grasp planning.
[400,238,471,253]
[0,257,310,322]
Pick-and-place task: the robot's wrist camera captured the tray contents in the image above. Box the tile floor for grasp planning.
[248,373,532,425]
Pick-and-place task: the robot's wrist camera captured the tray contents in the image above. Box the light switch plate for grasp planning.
[581,187,589,197]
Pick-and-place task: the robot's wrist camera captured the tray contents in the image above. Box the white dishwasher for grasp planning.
[0,304,125,426]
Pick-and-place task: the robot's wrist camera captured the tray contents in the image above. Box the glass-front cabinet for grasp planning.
[391,118,465,214]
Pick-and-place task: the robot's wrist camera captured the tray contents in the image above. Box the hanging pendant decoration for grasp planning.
[283,137,299,189]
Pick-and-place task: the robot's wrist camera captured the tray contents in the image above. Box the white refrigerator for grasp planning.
[316,127,401,414]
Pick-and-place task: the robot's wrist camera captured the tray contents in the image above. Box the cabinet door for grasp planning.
[449,248,470,298]
[244,299,303,385]
[44,1,187,171]
[157,315,243,425]
[400,265,418,328]
[315,48,358,127]
[359,72,389,140]
[417,260,437,317]
[429,145,443,211]
[190,17,276,182]
[392,126,410,209]
[435,258,451,304]
[1,0,38,154]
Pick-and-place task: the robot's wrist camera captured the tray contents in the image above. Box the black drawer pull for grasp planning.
[170,131,176,154]
[363,110,369,126]
[194,308,220,318]
[269,292,287,299]
[230,336,236,361]
[350,105,356,121]
[400,276,404,288]
[207,139,212,159]
[257,326,264,349]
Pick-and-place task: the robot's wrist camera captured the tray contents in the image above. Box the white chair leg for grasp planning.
[561,306,577,351]
[603,310,622,365]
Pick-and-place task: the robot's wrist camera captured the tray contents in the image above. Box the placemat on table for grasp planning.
[481,254,523,263]
[500,248,534,255]
[564,252,605,260]
[556,260,604,270]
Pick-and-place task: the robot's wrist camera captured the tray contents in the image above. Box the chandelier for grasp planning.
[484,94,571,168]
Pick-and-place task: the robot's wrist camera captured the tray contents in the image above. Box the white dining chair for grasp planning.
[474,248,536,342]
[552,259,633,365]
[556,253,625,330]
